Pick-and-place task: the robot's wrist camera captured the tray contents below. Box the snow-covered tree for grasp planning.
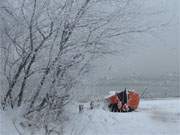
[0,0,166,133]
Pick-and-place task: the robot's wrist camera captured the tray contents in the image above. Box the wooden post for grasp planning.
[79,104,84,113]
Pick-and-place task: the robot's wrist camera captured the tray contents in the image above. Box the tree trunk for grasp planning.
[28,67,50,110]
[4,53,31,106]
[17,55,36,107]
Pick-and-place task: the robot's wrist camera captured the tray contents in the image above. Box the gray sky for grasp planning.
[86,0,180,81]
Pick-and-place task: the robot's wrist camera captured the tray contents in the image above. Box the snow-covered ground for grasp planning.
[64,98,180,135]
[1,98,180,135]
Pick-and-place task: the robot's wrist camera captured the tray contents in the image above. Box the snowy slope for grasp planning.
[0,99,180,135]
[64,98,180,135]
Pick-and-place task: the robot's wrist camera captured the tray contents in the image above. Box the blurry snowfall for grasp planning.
[72,0,180,100]
[1,99,180,135]
[0,0,180,134]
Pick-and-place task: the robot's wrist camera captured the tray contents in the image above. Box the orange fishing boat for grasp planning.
[105,89,140,112]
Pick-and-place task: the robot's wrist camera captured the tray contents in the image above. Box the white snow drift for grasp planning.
[0,98,180,135]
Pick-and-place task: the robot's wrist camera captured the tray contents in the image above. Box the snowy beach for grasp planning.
[1,98,180,135]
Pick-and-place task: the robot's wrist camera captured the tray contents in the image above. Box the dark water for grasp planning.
[75,74,180,101]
